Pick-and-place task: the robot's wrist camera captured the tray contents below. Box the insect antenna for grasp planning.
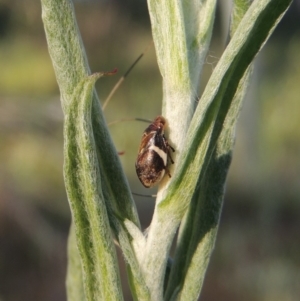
[102,41,152,111]
[108,117,152,126]
[132,192,156,198]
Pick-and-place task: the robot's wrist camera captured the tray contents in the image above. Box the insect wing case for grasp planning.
[135,116,172,188]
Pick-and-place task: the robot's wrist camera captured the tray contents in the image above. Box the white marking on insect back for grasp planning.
[149,144,167,165]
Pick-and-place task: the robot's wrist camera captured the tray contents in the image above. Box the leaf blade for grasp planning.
[144,1,293,300]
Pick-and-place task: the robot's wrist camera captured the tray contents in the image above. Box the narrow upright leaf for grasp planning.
[144,1,293,301]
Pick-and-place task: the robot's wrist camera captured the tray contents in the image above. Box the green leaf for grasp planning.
[41,0,90,111]
[167,68,253,301]
[147,0,217,152]
[110,218,151,301]
[169,0,293,211]
[144,0,292,300]
[64,73,124,301]
[231,0,253,35]
[41,0,145,299]
[165,1,254,299]
[66,222,86,301]
[144,0,217,299]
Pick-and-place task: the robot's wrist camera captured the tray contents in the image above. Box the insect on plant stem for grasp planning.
[135,116,175,188]
[101,44,174,193]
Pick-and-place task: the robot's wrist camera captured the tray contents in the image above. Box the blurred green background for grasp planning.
[0,0,299,300]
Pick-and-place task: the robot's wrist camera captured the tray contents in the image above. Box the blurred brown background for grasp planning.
[0,0,299,300]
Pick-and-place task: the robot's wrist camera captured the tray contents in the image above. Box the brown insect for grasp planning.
[135,116,175,188]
